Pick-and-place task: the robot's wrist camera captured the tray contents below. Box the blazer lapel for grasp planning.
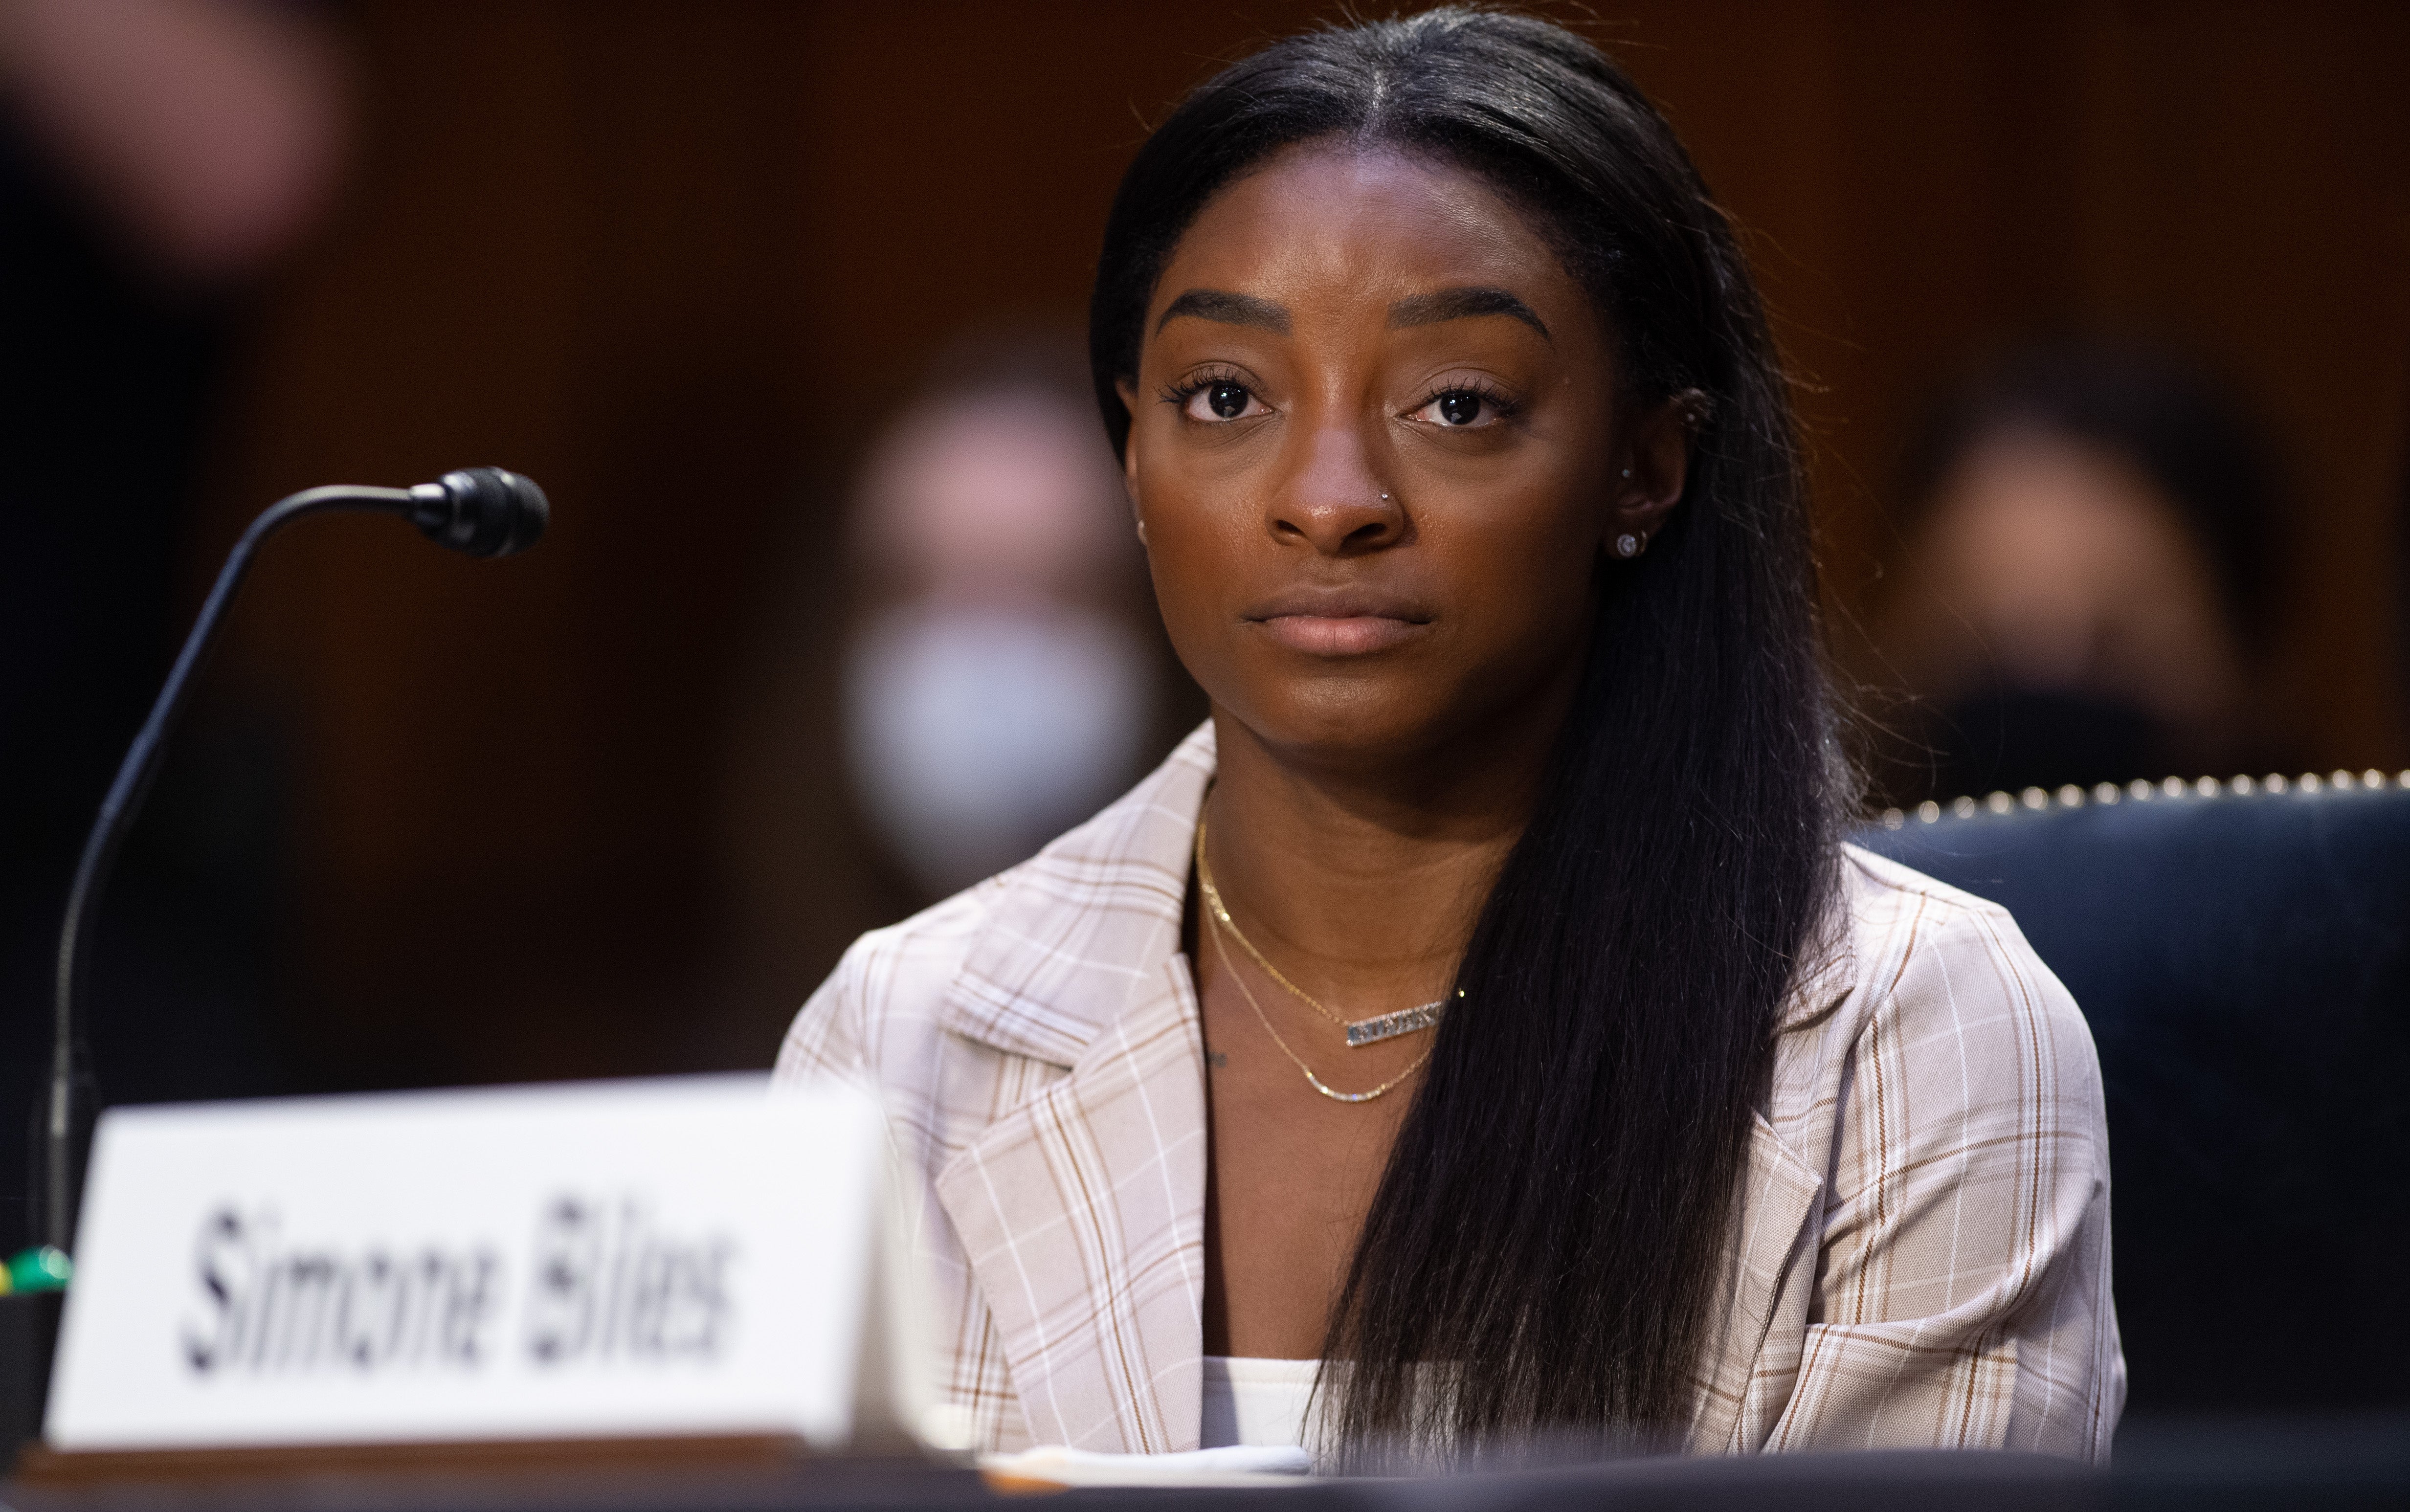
[933,956,1210,1450]
[1689,1112,1828,1452]
[929,724,1217,1451]
[1690,912,1863,1452]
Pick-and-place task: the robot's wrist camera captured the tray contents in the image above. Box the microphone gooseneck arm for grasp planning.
[45,467,548,1252]
[45,485,414,1251]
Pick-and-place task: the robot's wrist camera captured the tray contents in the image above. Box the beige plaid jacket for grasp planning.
[776,724,2123,1461]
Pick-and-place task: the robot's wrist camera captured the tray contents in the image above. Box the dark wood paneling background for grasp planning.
[194,2,2410,1090]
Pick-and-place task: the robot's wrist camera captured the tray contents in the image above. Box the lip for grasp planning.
[1243,587,1433,657]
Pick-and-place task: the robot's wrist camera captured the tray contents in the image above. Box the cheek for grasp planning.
[1452,560,1596,706]
[1439,478,1605,631]
[1132,468,1245,649]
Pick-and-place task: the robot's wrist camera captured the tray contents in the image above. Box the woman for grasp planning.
[779,7,2120,1466]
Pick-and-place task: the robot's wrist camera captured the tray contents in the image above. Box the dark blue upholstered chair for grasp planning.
[1853,772,2410,1416]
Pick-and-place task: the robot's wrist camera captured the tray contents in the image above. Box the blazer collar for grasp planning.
[938,723,1216,1067]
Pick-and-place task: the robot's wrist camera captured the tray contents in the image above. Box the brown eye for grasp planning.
[1409,386,1509,429]
[1181,378,1267,422]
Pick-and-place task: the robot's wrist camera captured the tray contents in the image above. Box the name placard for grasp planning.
[45,1075,934,1454]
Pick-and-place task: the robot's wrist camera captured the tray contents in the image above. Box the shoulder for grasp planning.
[771,875,1007,1085]
[1809,842,2105,1134]
[854,872,1010,997]
[1838,842,2087,1039]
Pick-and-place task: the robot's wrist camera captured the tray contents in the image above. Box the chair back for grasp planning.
[1854,775,2410,1414]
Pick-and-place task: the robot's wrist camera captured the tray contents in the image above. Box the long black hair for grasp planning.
[1089,7,1842,1459]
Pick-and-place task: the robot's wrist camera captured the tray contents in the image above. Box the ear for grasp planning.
[1608,390,1704,545]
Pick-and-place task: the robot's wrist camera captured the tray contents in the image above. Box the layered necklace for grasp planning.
[1193,814,1455,1104]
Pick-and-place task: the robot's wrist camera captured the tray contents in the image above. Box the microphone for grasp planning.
[408,467,549,559]
[37,469,548,1260]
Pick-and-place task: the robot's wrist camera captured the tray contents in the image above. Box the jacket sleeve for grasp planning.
[1766,891,2124,1461]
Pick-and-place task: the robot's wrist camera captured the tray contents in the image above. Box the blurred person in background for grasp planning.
[1871,344,2284,803]
[843,335,1157,898]
[0,0,349,1242]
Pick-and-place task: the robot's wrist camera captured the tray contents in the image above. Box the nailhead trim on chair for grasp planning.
[1875,768,2410,830]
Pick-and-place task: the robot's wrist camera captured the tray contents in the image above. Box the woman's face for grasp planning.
[1121,142,1666,771]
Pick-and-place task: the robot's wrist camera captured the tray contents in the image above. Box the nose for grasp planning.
[1266,421,1404,556]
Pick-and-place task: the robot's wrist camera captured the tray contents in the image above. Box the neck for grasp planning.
[1201,692,1569,1011]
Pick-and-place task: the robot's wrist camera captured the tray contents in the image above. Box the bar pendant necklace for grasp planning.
[1339,1001,1446,1047]
[1193,815,1455,1048]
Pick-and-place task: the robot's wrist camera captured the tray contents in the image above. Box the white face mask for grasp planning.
[846,600,1151,897]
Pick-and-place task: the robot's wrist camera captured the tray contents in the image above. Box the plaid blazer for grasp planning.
[776,724,2123,1461]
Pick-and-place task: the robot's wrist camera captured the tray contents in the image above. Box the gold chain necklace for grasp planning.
[1204,889,1434,1104]
[1193,815,1452,1047]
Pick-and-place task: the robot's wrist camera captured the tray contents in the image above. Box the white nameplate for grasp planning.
[46,1075,934,1454]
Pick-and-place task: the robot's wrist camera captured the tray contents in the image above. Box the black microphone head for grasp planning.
[408,467,549,557]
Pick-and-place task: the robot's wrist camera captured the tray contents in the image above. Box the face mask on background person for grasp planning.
[846,600,1149,895]
[841,379,1154,898]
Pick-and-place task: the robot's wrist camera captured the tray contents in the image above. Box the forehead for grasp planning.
[1151,141,1591,331]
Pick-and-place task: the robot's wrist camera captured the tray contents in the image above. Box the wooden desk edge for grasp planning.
[12,1432,822,1486]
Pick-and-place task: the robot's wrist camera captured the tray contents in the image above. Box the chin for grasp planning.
[1227,678,1466,769]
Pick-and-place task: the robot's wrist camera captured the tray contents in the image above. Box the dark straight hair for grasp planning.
[1090,6,1843,1461]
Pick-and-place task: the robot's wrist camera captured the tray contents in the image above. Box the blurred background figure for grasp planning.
[841,336,1156,898]
[1871,345,2286,803]
[0,0,349,1245]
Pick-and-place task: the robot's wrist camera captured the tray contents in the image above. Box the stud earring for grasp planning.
[1620,468,1632,479]
[1379,491,1391,501]
[1136,518,1149,544]
[1614,532,1645,558]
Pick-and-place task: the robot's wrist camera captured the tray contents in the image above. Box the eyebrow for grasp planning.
[1156,289,1290,334]
[1387,286,1550,339]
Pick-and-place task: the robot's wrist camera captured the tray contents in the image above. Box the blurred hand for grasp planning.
[0,0,348,281]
